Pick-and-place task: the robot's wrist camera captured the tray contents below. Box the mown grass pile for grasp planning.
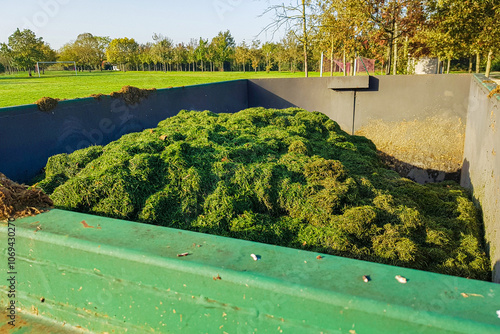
[37,107,490,280]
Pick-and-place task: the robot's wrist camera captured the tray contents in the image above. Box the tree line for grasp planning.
[0,29,307,75]
[1,0,498,77]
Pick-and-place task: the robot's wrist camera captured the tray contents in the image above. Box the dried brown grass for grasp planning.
[356,116,465,172]
[35,97,59,112]
[0,173,53,220]
[110,86,156,105]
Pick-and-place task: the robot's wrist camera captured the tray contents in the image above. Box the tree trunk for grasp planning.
[330,38,334,77]
[392,44,397,75]
[392,23,398,75]
[302,0,308,78]
[343,48,346,76]
[446,58,451,74]
[476,52,480,73]
[485,49,493,77]
[385,41,392,75]
[468,56,473,73]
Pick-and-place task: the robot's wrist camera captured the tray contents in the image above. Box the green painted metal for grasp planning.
[1,209,500,333]
[474,73,500,101]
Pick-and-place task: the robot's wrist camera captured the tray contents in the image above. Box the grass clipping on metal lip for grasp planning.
[36,107,490,280]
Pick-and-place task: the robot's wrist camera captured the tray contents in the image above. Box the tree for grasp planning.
[106,37,139,71]
[262,0,315,77]
[0,43,14,74]
[235,41,250,72]
[58,33,110,71]
[187,39,198,71]
[274,42,288,72]
[138,43,153,71]
[210,30,235,71]
[74,33,99,71]
[422,0,499,76]
[95,36,111,70]
[282,30,302,72]
[7,29,49,76]
[360,0,427,75]
[316,0,371,76]
[262,42,277,72]
[58,42,78,62]
[39,43,57,62]
[195,38,209,71]
[151,34,173,71]
[250,41,263,72]
[482,2,500,77]
[172,43,187,71]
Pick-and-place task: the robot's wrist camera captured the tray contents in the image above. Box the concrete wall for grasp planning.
[461,74,500,283]
[0,80,248,182]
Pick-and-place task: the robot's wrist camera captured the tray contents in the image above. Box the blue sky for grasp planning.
[1,0,285,49]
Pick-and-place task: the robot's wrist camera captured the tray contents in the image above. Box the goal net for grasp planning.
[324,57,377,75]
[36,61,77,78]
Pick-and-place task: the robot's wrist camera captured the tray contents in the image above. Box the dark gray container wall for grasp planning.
[249,75,471,183]
[461,74,500,283]
[248,75,471,134]
[248,77,356,132]
[0,80,248,182]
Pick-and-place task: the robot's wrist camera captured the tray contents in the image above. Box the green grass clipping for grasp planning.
[36,107,490,280]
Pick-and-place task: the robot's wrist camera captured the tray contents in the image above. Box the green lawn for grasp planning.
[0,70,333,108]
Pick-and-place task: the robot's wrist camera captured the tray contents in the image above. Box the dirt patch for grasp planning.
[35,97,59,112]
[110,86,156,105]
[356,116,465,173]
[0,172,53,220]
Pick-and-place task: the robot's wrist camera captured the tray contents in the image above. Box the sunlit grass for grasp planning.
[0,70,333,108]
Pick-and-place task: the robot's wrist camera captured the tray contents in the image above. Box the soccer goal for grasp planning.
[36,61,77,78]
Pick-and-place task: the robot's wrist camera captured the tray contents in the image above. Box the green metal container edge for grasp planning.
[1,209,499,333]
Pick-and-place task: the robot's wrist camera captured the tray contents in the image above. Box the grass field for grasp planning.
[0,70,336,108]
